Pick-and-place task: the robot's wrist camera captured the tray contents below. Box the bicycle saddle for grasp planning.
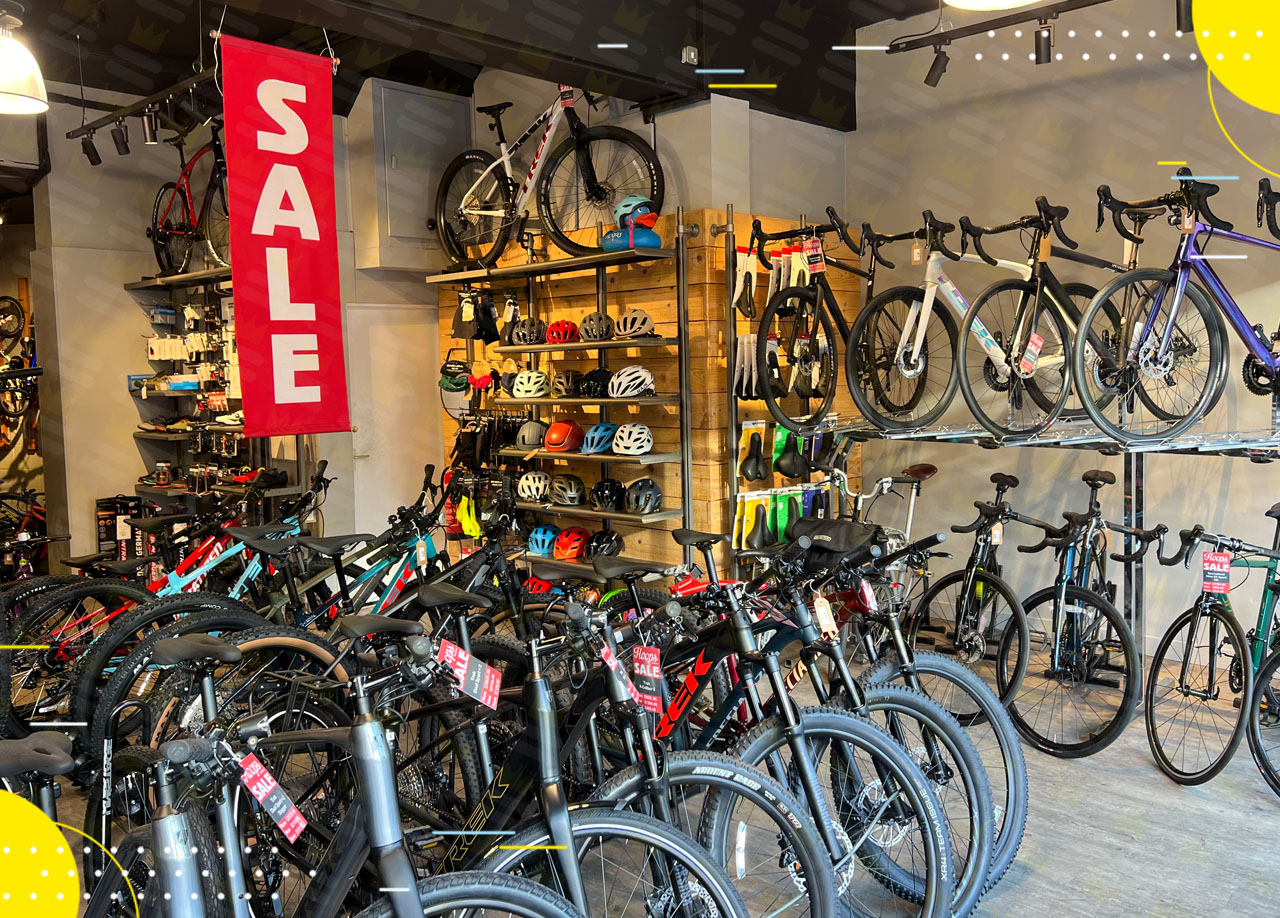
[238,534,300,558]
[1082,469,1115,488]
[337,614,425,640]
[672,528,730,549]
[296,534,374,557]
[476,101,513,117]
[776,437,809,479]
[739,432,768,481]
[125,513,195,534]
[902,463,938,482]
[533,562,605,585]
[592,556,669,579]
[990,472,1019,491]
[746,505,771,550]
[152,633,243,666]
[97,555,161,576]
[223,522,292,540]
[0,732,75,779]
[62,550,113,572]
[783,494,802,542]
[414,582,494,610]
[1267,502,1280,521]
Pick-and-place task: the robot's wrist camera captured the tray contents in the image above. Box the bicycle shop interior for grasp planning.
[1,0,1278,916]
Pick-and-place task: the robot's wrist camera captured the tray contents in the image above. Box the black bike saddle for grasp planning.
[739,432,768,481]
[810,490,828,518]
[1267,502,1280,521]
[783,494,802,542]
[811,436,839,471]
[1082,469,1116,489]
[990,472,1020,491]
[746,505,771,550]
[775,436,809,479]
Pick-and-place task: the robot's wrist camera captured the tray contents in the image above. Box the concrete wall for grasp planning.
[848,0,1280,650]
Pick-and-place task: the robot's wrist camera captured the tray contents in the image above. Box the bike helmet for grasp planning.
[516,420,549,450]
[614,308,655,339]
[551,474,585,506]
[625,478,663,514]
[524,574,555,595]
[512,318,547,345]
[579,368,613,398]
[590,478,625,512]
[528,524,559,556]
[608,365,656,399]
[587,529,624,559]
[513,370,551,399]
[612,423,654,456]
[544,419,585,452]
[581,422,620,455]
[554,526,590,561]
[546,320,580,345]
[552,371,583,398]
[517,470,551,502]
[615,195,659,230]
[580,312,615,341]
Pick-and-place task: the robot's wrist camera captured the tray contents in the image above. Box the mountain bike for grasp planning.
[434,86,663,267]
[748,206,915,432]
[0,334,41,419]
[148,117,230,275]
[1147,516,1280,784]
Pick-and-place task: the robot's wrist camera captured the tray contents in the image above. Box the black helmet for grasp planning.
[512,317,547,345]
[589,478,625,512]
[625,478,663,515]
[552,370,583,398]
[579,368,613,398]
[587,529,623,559]
[580,312,615,341]
[516,420,549,449]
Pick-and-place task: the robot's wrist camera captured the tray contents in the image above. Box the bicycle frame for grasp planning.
[1229,554,1280,671]
[157,127,225,238]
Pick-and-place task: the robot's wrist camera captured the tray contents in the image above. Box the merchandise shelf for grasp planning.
[496,447,681,466]
[491,396,677,408]
[424,247,674,286]
[514,501,683,525]
[124,265,232,291]
[493,337,679,355]
[133,431,191,442]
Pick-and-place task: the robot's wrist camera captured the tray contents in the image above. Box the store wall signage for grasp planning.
[221,35,351,437]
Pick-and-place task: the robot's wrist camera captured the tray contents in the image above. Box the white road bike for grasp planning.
[434,85,663,267]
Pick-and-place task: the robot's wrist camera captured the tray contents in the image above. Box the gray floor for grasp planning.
[979,719,1280,917]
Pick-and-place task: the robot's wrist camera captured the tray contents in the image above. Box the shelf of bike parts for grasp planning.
[130,387,209,399]
[514,500,683,525]
[423,248,675,286]
[133,431,192,442]
[491,396,678,408]
[124,265,233,292]
[496,447,681,466]
[492,337,681,356]
[213,483,303,499]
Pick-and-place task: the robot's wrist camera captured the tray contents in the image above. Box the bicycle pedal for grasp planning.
[1233,696,1242,710]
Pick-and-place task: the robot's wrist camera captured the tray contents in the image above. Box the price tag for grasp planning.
[460,294,475,323]
[812,593,838,639]
[416,537,429,568]
[1038,236,1052,262]
[600,644,648,709]
[911,242,924,265]
[991,523,1003,545]
[240,753,308,843]
[1180,211,1195,234]
[1018,333,1045,375]
[802,237,826,274]
[1202,551,1230,594]
[632,645,663,714]
[558,83,576,108]
[436,638,502,708]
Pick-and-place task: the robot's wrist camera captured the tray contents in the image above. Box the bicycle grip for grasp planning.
[826,206,860,255]
[162,737,216,765]
[1158,526,1203,567]
[752,220,772,270]
[861,222,895,269]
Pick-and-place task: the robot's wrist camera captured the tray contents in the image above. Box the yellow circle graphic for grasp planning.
[1194,1,1280,113]
[0,790,79,916]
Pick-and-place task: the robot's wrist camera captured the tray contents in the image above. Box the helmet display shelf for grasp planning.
[425,207,699,571]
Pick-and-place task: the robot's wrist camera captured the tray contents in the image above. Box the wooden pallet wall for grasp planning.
[437,208,863,566]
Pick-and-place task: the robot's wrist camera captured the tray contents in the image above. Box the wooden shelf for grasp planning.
[133,430,191,442]
[492,337,679,355]
[130,387,201,398]
[491,396,676,408]
[514,553,675,579]
[496,447,680,467]
[424,247,674,286]
[125,265,232,291]
[515,501,682,525]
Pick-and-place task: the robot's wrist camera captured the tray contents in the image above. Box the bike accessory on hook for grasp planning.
[732,245,758,318]
[775,434,808,479]
[739,430,768,481]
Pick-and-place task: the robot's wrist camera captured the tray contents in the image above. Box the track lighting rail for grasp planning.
[886,0,1115,54]
[64,69,217,140]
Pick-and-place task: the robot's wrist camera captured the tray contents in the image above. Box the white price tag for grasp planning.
[991,523,1003,545]
[812,593,838,639]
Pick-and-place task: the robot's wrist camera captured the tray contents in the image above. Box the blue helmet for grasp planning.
[582,422,620,455]
[528,525,559,556]
[614,195,658,230]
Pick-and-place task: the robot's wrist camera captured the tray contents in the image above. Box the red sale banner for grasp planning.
[221,36,350,436]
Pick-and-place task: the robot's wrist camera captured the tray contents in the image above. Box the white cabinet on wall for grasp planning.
[348,79,473,273]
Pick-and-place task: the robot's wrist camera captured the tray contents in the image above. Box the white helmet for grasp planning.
[608,365,656,399]
[513,370,550,398]
[517,471,551,501]
[612,423,654,456]
[615,308,655,339]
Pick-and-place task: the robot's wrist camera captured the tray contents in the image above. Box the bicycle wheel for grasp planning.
[481,807,749,918]
[731,705,953,918]
[1145,602,1251,784]
[846,286,959,431]
[595,749,838,918]
[957,279,1071,437]
[1247,643,1280,799]
[1071,268,1223,442]
[355,872,587,918]
[906,569,1028,704]
[0,574,78,626]
[861,650,1027,890]
[0,296,24,352]
[201,166,231,266]
[435,149,515,267]
[997,583,1139,757]
[753,284,841,433]
[150,180,192,275]
[537,125,664,257]
[0,381,31,419]
[83,745,163,879]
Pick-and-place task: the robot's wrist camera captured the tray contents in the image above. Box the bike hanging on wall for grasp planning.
[147,117,231,275]
[434,85,664,267]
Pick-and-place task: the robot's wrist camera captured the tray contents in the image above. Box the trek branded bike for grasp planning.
[148,117,230,275]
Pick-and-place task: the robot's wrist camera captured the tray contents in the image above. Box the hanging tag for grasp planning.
[811,593,838,639]
[240,753,309,843]
[503,293,520,323]
[632,645,664,714]
[1122,239,1137,267]
[600,643,648,708]
[460,294,475,323]
[416,537,429,568]
[1201,551,1230,594]
[803,237,826,274]
[558,83,576,108]
[1038,236,1052,262]
[437,638,502,708]
[911,242,924,265]
[1018,333,1045,375]
[1180,211,1195,234]
[991,523,1003,545]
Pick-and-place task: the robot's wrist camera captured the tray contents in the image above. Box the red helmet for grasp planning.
[554,526,590,560]
[546,320,580,344]
[525,574,554,594]
[544,419,585,452]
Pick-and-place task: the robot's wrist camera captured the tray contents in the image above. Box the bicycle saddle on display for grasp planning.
[990,472,1020,491]
[746,505,772,550]
[810,490,828,518]
[776,436,809,479]
[0,732,75,779]
[152,634,244,666]
[1267,502,1280,521]
[476,101,514,117]
[739,432,768,481]
[901,463,938,482]
[783,494,802,542]
[1082,469,1116,488]
[811,436,840,471]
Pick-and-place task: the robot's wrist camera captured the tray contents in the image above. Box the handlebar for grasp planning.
[1157,524,1280,568]
[959,197,1075,266]
[1108,522,1168,563]
[1013,511,1071,554]
[750,207,848,271]
[1037,196,1078,249]
[922,210,960,261]
[1096,167,1233,241]
[162,737,217,765]
[952,500,1007,534]
[868,532,946,572]
[1259,178,1280,241]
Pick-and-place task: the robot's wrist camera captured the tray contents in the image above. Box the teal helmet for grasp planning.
[614,195,658,229]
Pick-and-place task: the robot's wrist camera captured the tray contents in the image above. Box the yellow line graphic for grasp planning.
[1157,161,1187,165]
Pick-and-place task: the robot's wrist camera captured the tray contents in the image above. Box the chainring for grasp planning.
[1242,354,1276,397]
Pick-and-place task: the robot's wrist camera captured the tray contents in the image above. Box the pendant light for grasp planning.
[944,1,1042,9]
[0,2,46,115]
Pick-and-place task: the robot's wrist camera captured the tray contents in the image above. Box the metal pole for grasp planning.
[1123,449,1145,668]
[714,205,740,578]
[676,207,695,566]
[597,266,611,538]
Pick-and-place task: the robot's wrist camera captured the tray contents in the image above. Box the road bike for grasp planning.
[148,117,230,275]
[435,86,663,267]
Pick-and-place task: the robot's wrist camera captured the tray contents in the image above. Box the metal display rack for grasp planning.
[425,208,698,566]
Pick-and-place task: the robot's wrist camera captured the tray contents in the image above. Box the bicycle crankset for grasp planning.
[1242,354,1277,396]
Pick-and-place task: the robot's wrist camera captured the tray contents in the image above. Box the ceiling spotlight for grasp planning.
[81,134,101,166]
[0,1,47,114]
[1176,0,1192,34]
[142,107,159,145]
[1035,22,1053,65]
[110,120,129,155]
[943,0,1042,9]
[924,46,949,87]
